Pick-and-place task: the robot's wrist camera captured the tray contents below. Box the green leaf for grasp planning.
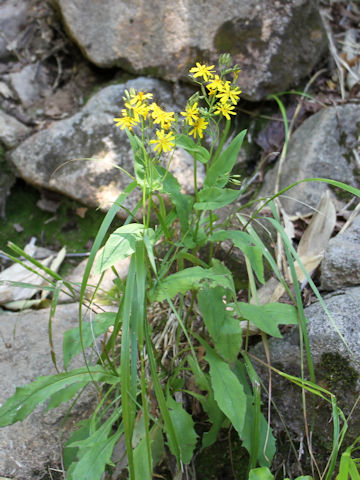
[210,229,264,283]
[150,426,165,466]
[176,134,210,163]
[63,420,91,470]
[237,302,298,337]
[134,156,163,190]
[134,436,152,480]
[126,130,163,189]
[0,366,119,427]
[63,312,117,369]
[46,382,86,411]
[205,129,246,188]
[194,187,240,210]
[188,390,225,450]
[249,467,274,480]
[198,286,242,363]
[204,344,246,438]
[234,358,276,467]
[243,393,276,466]
[151,263,234,302]
[284,477,313,480]
[158,165,193,236]
[94,224,149,274]
[67,430,121,480]
[167,395,198,464]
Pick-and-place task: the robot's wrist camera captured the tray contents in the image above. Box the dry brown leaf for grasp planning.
[253,191,336,305]
[0,242,66,307]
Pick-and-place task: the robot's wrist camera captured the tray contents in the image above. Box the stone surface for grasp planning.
[261,103,360,215]
[8,63,52,108]
[58,256,130,304]
[321,214,360,291]
[0,0,29,61]
[253,287,360,381]
[0,110,30,148]
[53,0,327,100]
[8,77,203,217]
[0,303,97,480]
[252,287,360,474]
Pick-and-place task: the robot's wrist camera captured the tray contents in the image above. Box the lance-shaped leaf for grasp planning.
[150,262,234,302]
[176,134,210,164]
[94,224,150,274]
[0,366,120,427]
[167,395,198,464]
[66,411,122,480]
[204,343,247,438]
[194,187,241,210]
[210,229,264,284]
[205,129,246,188]
[237,302,298,338]
[198,286,242,363]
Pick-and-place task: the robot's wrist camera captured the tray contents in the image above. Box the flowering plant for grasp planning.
[1,54,359,480]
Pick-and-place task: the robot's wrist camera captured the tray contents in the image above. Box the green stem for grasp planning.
[208,210,215,263]
[193,153,199,203]
[211,118,231,167]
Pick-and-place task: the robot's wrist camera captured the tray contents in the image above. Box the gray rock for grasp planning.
[252,287,360,474]
[8,63,52,108]
[305,287,360,370]
[0,303,97,480]
[0,110,31,148]
[53,0,327,101]
[8,77,202,217]
[0,0,29,60]
[253,287,360,384]
[321,215,360,291]
[261,104,360,215]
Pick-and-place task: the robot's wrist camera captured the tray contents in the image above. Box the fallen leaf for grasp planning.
[0,241,66,307]
[250,191,336,306]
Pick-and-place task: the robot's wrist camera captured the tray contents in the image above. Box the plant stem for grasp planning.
[211,118,231,167]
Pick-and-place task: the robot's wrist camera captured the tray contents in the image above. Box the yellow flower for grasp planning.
[181,102,199,125]
[125,100,150,121]
[216,83,242,105]
[150,129,175,153]
[129,91,153,104]
[189,62,216,82]
[189,117,208,139]
[113,115,137,130]
[150,103,175,130]
[206,75,225,93]
[214,102,236,120]
[207,87,217,97]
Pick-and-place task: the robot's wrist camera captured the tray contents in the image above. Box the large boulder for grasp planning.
[261,103,360,216]
[0,303,97,480]
[252,287,360,475]
[52,0,327,100]
[0,0,29,61]
[8,77,202,217]
[0,110,31,148]
[321,214,360,291]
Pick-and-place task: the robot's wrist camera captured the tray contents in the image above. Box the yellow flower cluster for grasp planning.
[114,89,176,154]
[180,102,208,139]
[113,58,241,156]
[189,62,241,121]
